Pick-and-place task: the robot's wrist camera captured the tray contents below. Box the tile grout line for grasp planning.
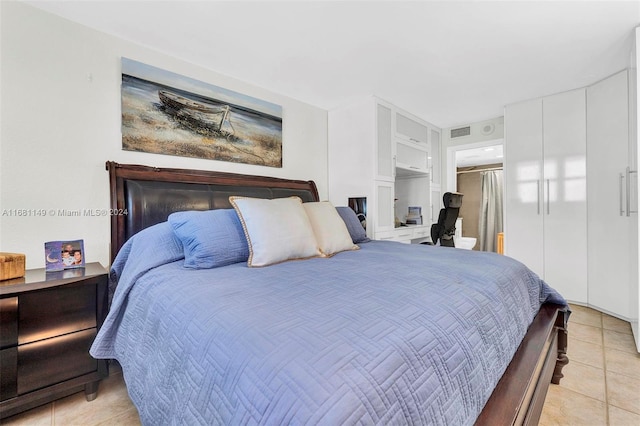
[601,313,611,426]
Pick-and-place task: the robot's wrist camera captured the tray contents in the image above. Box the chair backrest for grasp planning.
[430,192,463,247]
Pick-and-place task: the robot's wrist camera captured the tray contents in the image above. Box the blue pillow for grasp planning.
[168,209,249,269]
[336,207,370,244]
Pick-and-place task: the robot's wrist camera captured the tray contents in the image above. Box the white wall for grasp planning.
[0,2,328,269]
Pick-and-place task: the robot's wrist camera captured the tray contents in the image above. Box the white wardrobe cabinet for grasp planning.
[542,89,588,303]
[504,98,545,277]
[328,97,396,239]
[505,88,588,303]
[375,181,395,233]
[329,97,439,242]
[587,70,635,319]
[376,103,394,182]
[430,129,441,186]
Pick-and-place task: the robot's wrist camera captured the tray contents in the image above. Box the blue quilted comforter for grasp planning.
[90,223,566,425]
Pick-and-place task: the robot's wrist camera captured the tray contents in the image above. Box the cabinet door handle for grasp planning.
[626,167,630,217]
[629,167,638,215]
[546,179,550,215]
[620,172,625,216]
[537,180,541,215]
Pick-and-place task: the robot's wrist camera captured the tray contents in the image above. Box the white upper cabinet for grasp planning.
[394,108,440,179]
[396,140,429,174]
[395,110,429,144]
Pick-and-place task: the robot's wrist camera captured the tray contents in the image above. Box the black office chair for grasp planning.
[430,192,463,247]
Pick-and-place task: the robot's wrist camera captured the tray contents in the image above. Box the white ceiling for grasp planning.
[456,144,504,167]
[24,0,640,129]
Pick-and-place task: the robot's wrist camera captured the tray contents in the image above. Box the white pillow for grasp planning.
[303,201,359,257]
[229,196,321,267]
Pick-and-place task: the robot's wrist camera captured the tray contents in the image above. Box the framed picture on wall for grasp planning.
[44,239,85,271]
[121,58,283,167]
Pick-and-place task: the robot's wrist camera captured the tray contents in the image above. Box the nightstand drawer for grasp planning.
[0,347,17,400]
[18,282,97,345]
[17,328,97,395]
[0,297,18,349]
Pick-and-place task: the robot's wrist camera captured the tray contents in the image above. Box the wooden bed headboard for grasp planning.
[106,161,319,263]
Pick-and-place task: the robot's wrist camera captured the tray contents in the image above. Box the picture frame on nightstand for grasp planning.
[44,239,85,271]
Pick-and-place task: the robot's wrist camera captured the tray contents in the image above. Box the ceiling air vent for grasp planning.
[451,126,471,138]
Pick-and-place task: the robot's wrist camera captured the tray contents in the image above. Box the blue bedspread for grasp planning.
[91,223,566,425]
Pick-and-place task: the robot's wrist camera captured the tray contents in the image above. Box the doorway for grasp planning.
[447,140,504,252]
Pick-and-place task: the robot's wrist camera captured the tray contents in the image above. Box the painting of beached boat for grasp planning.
[158,90,230,134]
[121,58,282,167]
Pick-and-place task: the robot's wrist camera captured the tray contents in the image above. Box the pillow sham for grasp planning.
[303,202,359,256]
[336,206,371,244]
[168,209,249,269]
[229,196,321,267]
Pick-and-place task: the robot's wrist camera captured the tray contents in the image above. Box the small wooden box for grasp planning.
[0,252,26,280]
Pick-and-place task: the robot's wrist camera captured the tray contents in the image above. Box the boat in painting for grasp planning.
[159,90,230,133]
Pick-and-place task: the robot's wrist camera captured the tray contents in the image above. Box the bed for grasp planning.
[91,161,569,425]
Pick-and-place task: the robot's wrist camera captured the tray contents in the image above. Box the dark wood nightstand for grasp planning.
[0,262,108,419]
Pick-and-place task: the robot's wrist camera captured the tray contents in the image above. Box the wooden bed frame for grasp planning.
[106,161,568,426]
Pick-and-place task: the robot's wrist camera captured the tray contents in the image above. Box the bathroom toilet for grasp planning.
[454,218,477,250]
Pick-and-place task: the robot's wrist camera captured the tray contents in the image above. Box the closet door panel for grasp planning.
[587,71,631,317]
[504,98,544,277]
[542,89,588,303]
[375,181,395,232]
[376,103,394,181]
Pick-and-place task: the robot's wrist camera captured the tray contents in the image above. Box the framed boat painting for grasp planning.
[121,58,283,167]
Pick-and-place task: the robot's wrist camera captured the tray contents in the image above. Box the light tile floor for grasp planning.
[3,305,639,425]
[539,304,640,425]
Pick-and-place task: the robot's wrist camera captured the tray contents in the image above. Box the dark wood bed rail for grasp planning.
[475,304,568,425]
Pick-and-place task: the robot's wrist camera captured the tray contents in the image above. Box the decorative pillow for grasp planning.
[229,196,321,267]
[168,209,249,269]
[303,202,359,256]
[336,206,371,244]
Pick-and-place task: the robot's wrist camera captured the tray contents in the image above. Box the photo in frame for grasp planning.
[45,239,85,271]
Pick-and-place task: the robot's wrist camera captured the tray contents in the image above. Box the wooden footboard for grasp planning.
[475,304,569,426]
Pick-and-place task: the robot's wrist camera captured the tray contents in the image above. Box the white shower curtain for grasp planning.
[479,170,504,252]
